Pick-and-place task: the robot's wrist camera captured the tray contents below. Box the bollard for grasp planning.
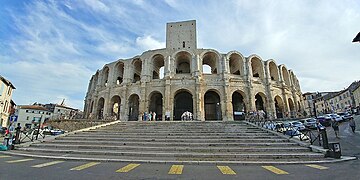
[319,128,329,149]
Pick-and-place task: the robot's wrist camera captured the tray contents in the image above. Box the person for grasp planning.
[148,111,152,121]
[14,123,22,144]
[152,111,156,121]
[331,118,340,138]
[349,118,356,133]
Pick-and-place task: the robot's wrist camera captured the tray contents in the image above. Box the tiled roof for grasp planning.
[18,105,49,111]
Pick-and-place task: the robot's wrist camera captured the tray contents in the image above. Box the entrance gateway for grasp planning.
[84,20,304,121]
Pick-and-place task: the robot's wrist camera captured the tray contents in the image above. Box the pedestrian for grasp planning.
[152,111,156,121]
[148,111,152,121]
[143,112,148,121]
[349,118,356,133]
[15,123,21,144]
[331,118,340,138]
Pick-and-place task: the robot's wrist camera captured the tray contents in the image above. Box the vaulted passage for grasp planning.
[173,91,193,120]
[232,91,246,120]
[152,54,165,79]
[110,96,121,120]
[97,98,105,120]
[149,92,163,121]
[255,93,266,111]
[274,95,284,118]
[128,94,140,121]
[175,51,191,74]
[204,91,222,121]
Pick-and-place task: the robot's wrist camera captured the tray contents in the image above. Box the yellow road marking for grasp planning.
[116,163,140,173]
[262,166,289,175]
[306,164,329,170]
[0,155,11,158]
[168,165,184,175]
[70,162,100,171]
[32,161,64,168]
[217,166,236,175]
[6,159,34,163]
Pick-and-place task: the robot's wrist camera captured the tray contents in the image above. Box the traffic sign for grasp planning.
[10,115,18,122]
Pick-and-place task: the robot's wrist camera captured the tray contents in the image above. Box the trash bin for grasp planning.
[328,142,341,159]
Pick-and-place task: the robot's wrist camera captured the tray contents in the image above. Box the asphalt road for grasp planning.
[1,115,359,180]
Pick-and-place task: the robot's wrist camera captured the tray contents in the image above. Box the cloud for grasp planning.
[136,35,165,51]
[82,0,110,12]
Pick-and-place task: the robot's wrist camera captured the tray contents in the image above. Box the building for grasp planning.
[303,92,327,117]
[15,105,52,128]
[0,75,16,127]
[84,20,304,121]
[43,103,81,120]
[353,84,360,113]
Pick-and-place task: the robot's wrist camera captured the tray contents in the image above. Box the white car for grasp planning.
[290,121,306,131]
[326,114,342,122]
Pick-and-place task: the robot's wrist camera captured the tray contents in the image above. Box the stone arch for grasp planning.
[255,92,267,112]
[102,66,110,87]
[128,94,140,121]
[232,90,246,120]
[132,58,142,83]
[110,95,121,120]
[201,51,220,74]
[93,71,99,90]
[174,51,192,74]
[249,55,265,79]
[228,52,245,76]
[151,54,165,79]
[274,95,284,118]
[267,60,280,81]
[288,98,295,118]
[115,61,124,85]
[97,97,105,120]
[148,91,163,121]
[280,65,291,86]
[204,90,222,121]
[173,89,193,120]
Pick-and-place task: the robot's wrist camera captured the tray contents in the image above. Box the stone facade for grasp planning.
[84,20,304,121]
[0,75,16,127]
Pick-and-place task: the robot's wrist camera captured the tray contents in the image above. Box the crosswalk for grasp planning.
[0,155,330,175]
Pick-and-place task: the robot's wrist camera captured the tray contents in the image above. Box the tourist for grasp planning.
[349,118,356,133]
[152,112,156,121]
[143,112,148,121]
[148,111,152,121]
[331,118,340,138]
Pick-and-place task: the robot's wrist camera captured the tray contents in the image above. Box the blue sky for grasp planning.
[1,0,359,109]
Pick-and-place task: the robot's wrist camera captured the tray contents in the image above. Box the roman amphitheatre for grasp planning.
[84,20,304,121]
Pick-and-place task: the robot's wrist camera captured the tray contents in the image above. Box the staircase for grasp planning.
[11,121,325,164]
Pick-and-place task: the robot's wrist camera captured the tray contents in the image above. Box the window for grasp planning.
[26,116,29,120]
[26,110,29,113]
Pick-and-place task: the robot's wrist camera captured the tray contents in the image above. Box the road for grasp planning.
[0,115,359,179]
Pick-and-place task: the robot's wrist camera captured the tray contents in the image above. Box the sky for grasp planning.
[0,0,359,110]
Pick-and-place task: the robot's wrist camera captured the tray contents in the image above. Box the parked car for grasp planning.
[316,116,332,126]
[337,112,353,121]
[327,114,343,122]
[283,128,310,141]
[303,118,317,129]
[290,121,306,131]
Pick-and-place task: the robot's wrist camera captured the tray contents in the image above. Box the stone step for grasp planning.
[80,131,272,136]
[55,137,288,143]
[68,135,279,139]
[40,140,297,147]
[18,147,323,160]
[30,143,311,153]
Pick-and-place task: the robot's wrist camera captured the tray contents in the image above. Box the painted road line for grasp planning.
[0,155,11,158]
[70,162,100,171]
[32,161,64,168]
[168,165,184,175]
[306,164,329,170]
[6,159,34,163]
[116,163,141,173]
[262,166,289,175]
[217,166,236,175]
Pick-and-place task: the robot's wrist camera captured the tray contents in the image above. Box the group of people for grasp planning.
[142,111,157,121]
[329,117,356,138]
[2,122,22,150]
[181,111,193,121]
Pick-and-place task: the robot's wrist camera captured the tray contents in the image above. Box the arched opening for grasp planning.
[148,91,163,121]
[110,95,121,120]
[204,91,222,121]
[115,62,124,85]
[269,61,279,81]
[132,58,142,83]
[102,67,109,87]
[282,66,290,86]
[229,53,244,76]
[288,98,295,118]
[202,52,218,74]
[97,98,105,120]
[175,51,191,74]
[250,57,264,79]
[274,95,284,118]
[255,93,266,112]
[232,91,246,120]
[128,94,140,121]
[90,101,94,113]
[173,90,193,120]
[152,54,165,79]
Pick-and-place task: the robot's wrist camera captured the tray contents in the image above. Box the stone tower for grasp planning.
[166,20,197,50]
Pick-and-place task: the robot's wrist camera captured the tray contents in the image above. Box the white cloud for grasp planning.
[135,35,165,51]
[82,0,109,12]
